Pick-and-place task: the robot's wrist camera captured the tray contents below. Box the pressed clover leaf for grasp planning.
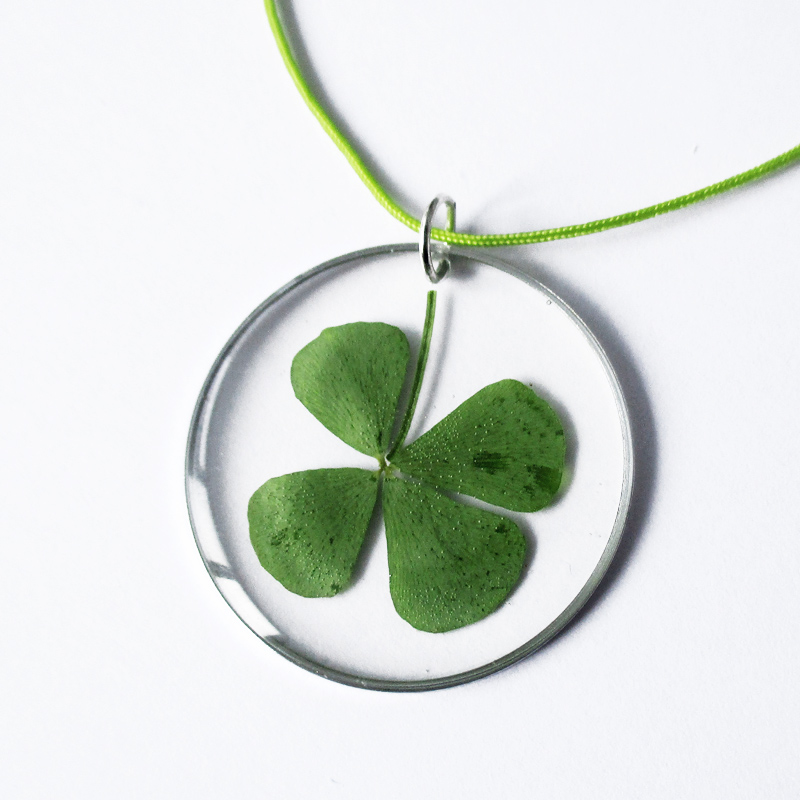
[248,468,378,597]
[248,291,566,632]
[291,322,409,458]
[392,379,565,512]
[383,478,526,633]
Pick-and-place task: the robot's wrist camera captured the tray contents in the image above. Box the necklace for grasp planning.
[185,1,800,691]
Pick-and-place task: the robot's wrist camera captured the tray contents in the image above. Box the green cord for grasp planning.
[264,0,800,247]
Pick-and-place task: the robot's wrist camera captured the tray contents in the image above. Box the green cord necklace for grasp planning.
[263,0,800,246]
[186,3,796,691]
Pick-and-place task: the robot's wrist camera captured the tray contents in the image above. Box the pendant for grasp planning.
[185,197,633,691]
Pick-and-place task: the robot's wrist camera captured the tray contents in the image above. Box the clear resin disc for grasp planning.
[185,244,633,690]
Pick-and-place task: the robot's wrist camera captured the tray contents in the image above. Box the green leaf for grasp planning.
[383,477,526,633]
[248,468,379,597]
[392,379,565,512]
[291,322,410,458]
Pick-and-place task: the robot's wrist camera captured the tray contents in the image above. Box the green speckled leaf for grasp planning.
[291,322,410,458]
[392,379,565,513]
[248,468,379,597]
[383,477,526,633]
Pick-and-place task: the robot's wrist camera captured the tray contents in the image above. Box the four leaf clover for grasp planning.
[248,291,566,632]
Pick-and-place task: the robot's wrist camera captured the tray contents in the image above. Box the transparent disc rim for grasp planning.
[185,243,634,692]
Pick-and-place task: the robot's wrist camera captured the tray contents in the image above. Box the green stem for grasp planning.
[387,291,437,461]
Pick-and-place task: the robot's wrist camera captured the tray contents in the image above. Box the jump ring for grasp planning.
[420,195,456,283]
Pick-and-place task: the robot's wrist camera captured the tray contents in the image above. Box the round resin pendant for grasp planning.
[185,243,633,690]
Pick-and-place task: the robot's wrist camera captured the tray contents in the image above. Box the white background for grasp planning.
[2,1,800,797]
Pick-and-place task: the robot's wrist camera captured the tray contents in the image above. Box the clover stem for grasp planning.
[386,290,436,461]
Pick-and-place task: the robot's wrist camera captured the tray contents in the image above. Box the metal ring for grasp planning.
[420,195,456,283]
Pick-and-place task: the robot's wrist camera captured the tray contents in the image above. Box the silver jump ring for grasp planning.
[420,195,456,283]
